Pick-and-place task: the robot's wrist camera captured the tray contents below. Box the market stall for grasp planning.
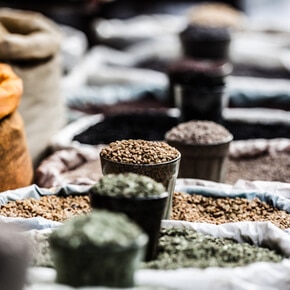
[0,1,290,289]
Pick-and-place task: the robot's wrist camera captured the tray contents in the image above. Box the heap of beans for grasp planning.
[100,139,180,164]
[172,191,290,229]
[0,195,91,222]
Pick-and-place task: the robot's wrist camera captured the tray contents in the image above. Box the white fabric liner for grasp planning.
[24,221,290,290]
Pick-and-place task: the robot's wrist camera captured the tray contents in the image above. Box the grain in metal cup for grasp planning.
[99,139,181,219]
[165,120,233,182]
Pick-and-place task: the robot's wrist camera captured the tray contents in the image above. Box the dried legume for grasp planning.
[0,195,91,221]
[172,191,290,229]
[100,139,180,164]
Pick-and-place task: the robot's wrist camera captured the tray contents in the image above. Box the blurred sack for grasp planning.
[0,8,66,167]
[0,63,33,192]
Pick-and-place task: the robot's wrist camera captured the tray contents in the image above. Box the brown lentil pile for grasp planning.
[165,120,232,145]
[0,195,91,222]
[100,139,180,164]
[171,191,290,229]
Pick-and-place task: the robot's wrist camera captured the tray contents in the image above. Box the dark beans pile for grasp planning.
[223,120,290,140]
[143,227,283,270]
[172,191,290,229]
[73,112,178,145]
[165,120,232,145]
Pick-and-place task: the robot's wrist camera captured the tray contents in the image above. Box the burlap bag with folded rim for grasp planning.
[0,8,66,167]
[0,63,33,192]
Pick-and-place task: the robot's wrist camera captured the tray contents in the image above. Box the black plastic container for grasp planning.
[179,24,231,61]
[100,154,180,219]
[90,192,168,261]
[167,59,232,123]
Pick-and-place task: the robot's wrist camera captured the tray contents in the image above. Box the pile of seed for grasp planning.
[100,139,180,164]
[0,195,91,222]
[171,191,290,229]
[165,120,232,145]
[143,227,283,270]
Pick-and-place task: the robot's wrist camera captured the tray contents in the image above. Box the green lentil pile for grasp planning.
[172,191,290,229]
[142,227,283,270]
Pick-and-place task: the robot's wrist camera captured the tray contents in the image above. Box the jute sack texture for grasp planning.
[0,8,66,167]
[0,63,33,192]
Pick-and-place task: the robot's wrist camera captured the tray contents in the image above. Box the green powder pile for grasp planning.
[143,227,283,270]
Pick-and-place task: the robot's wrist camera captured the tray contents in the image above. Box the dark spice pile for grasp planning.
[223,121,290,140]
[226,152,290,184]
[73,112,178,145]
[142,227,283,270]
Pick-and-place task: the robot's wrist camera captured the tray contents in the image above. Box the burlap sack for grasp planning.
[0,62,33,191]
[0,111,33,192]
[0,8,61,60]
[0,8,66,167]
[0,63,22,119]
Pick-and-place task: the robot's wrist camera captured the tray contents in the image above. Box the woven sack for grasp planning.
[0,63,33,191]
[0,63,22,119]
[0,8,65,167]
[0,111,33,192]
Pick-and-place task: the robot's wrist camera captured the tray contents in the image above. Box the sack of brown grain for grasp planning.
[0,8,66,167]
[0,63,33,192]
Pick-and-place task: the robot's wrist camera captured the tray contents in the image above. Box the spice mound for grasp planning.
[172,192,290,229]
[165,120,232,145]
[91,173,165,198]
[143,227,283,270]
[100,139,180,164]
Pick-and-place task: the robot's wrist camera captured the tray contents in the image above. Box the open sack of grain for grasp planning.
[0,8,65,166]
[21,221,290,290]
[0,184,290,289]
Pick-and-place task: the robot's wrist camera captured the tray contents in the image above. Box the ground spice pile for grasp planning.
[143,227,283,269]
